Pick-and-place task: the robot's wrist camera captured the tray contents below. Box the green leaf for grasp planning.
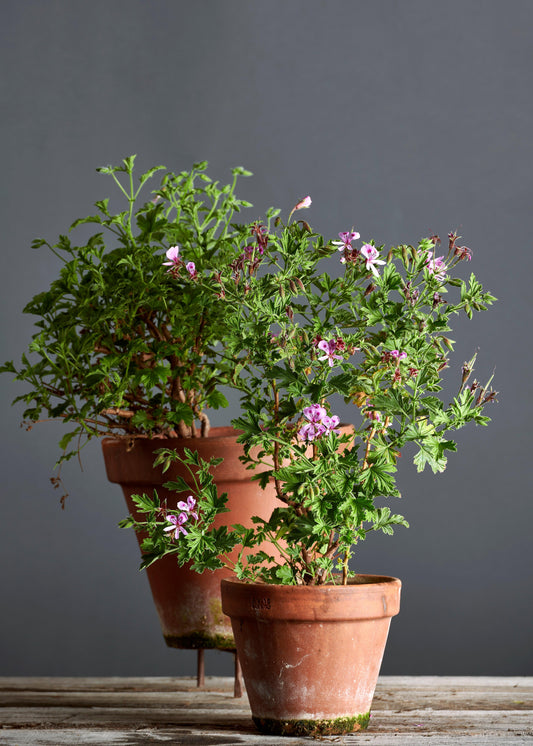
[163,476,191,493]
[58,431,77,452]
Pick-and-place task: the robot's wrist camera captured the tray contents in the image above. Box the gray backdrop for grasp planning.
[1,1,532,678]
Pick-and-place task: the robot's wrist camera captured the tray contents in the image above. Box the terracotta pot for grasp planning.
[221,574,401,736]
[102,428,282,650]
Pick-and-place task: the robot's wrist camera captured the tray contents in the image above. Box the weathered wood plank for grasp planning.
[2,729,532,746]
[0,677,531,744]
[1,676,531,710]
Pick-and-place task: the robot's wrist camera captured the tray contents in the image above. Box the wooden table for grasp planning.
[0,676,532,744]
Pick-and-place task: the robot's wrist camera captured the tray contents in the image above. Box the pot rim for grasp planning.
[221,574,402,621]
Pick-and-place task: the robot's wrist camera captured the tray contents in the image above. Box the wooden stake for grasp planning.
[196,649,205,688]
[233,652,243,698]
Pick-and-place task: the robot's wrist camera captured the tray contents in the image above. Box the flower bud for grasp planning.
[293,195,312,211]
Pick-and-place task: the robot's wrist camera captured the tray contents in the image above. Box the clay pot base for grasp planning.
[253,712,371,737]
[163,631,235,650]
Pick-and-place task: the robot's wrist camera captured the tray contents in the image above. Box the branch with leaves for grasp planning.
[2,157,262,478]
[123,204,497,586]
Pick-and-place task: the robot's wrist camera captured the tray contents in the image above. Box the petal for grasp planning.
[165,246,180,261]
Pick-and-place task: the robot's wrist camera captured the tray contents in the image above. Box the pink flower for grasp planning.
[177,495,198,520]
[289,196,312,222]
[382,350,407,363]
[164,513,188,539]
[333,230,360,251]
[298,404,340,441]
[426,255,447,281]
[298,421,326,441]
[163,245,181,268]
[322,415,340,435]
[333,230,361,264]
[186,261,197,279]
[293,195,312,211]
[364,409,388,432]
[303,404,327,423]
[360,244,386,278]
[317,339,344,367]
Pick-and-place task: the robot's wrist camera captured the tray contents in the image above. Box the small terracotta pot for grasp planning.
[102,428,283,650]
[221,574,401,736]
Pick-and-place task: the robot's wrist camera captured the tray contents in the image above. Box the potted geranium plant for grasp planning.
[0,156,284,657]
[123,201,497,735]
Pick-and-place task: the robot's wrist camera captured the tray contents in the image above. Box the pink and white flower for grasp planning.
[426,255,447,281]
[322,414,340,432]
[163,245,181,269]
[293,195,312,211]
[298,404,341,441]
[177,495,198,520]
[333,230,360,262]
[164,512,188,539]
[390,350,407,361]
[360,244,386,278]
[303,403,327,423]
[288,195,312,222]
[186,261,197,279]
[317,339,344,367]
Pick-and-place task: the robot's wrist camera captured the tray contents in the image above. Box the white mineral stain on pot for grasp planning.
[279,653,312,676]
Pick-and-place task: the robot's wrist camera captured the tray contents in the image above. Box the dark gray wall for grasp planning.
[1,1,531,678]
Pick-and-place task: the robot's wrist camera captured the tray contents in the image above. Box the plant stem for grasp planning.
[342,550,349,585]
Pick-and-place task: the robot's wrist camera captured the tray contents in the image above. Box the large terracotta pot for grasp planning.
[102,427,282,650]
[221,574,401,736]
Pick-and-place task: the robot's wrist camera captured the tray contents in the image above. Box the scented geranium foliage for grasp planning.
[125,206,497,585]
[1,157,265,489]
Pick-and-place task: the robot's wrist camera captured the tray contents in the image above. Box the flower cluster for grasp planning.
[449,231,472,262]
[332,230,387,278]
[163,245,197,279]
[381,349,407,363]
[230,222,268,281]
[120,192,496,589]
[298,404,341,442]
[425,254,447,281]
[163,495,198,539]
